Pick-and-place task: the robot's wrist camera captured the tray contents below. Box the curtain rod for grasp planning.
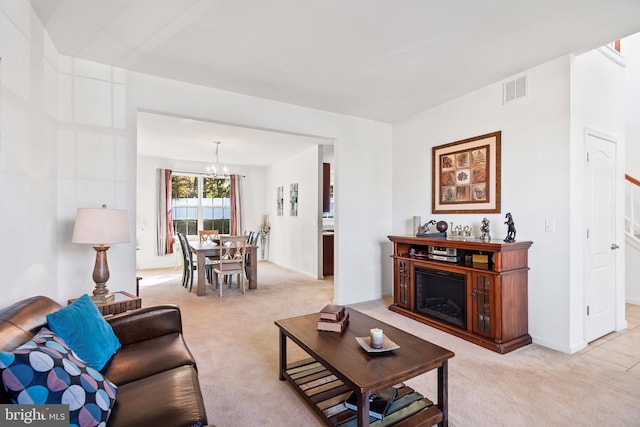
[170,170,245,178]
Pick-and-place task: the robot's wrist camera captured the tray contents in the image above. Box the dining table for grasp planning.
[189,241,258,296]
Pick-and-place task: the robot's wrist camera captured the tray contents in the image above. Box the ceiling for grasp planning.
[29,0,640,164]
[137,111,331,166]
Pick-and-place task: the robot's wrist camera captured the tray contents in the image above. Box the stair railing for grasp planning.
[625,174,640,242]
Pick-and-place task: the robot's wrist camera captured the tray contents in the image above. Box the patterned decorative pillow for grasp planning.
[0,327,117,427]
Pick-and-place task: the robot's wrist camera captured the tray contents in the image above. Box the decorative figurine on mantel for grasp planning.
[416,219,448,238]
[436,221,448,233]
[417,220,436,235]
[450,224,463,236]
[504,212,516,242]
[480,217,491,241]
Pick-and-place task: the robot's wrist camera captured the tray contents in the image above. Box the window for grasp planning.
[202,176,230,233]
[171,174,230,236]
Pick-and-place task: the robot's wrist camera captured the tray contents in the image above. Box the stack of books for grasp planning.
[317,304,349,333]
[344,386,398,420]
[338,384,433,423]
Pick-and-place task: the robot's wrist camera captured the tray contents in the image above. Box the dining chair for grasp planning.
[199,229,219,242]
[212,235,247,297]
[244,231,258,278]
[180,233,213,292]
[198,229,220,286]
[177,233,190,288]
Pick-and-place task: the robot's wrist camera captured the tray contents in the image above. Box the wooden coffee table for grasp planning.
[275,308,454,426]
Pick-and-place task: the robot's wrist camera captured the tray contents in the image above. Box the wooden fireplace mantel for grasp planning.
[388,235,533,354]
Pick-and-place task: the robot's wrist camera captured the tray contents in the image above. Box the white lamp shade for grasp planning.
[72,207,130,244]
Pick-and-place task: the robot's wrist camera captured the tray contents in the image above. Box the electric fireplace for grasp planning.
[388,235,533,353]
[414,267,467,329]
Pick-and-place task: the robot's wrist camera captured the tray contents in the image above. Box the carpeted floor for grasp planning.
[138,262,640,427]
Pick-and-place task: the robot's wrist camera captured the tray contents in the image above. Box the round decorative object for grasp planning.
[436,221,448,232]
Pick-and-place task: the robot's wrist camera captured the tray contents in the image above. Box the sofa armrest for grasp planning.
[106,305,183,346]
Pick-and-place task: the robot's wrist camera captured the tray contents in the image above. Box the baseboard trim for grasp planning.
[530,334,578,354]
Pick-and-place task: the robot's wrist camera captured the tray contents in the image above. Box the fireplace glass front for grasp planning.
[414,267,466,329]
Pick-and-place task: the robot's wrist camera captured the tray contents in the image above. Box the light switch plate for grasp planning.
[545,219,555,232]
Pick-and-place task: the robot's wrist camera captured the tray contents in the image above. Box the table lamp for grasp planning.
[72,204,130,303]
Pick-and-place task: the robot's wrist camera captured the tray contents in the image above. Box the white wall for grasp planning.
[627,240,640,304]
[623,33,640,304]
[55,57,136,302]
[625,33,640,179]
[0,4,129,306]
[393,57,574,352]
[136,155,268,270]
[569,47,627,349]
[267,145,321,277]
[0,2,60,302]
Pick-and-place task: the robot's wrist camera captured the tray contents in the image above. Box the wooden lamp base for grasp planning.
[91,245,115,303]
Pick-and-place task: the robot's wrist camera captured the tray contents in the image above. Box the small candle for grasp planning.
[370,328,383,349]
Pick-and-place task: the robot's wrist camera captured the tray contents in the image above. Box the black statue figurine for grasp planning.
[504,212,516,242]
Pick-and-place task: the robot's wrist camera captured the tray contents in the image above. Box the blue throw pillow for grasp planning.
[0,327,117,426]
[46,294,121,371]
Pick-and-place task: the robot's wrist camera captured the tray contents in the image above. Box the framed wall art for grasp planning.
[432,131,501,214]
[289,183,298,216]
[276,186,284,216]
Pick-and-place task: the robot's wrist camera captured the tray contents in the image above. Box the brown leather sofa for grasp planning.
[0,296,209,427]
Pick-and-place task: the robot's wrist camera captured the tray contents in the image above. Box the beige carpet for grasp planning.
[139,262,640,427]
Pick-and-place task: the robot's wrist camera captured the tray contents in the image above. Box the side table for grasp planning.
[68,291,141,316]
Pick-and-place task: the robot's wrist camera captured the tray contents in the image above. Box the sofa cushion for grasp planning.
[107,365,207,427]
[102,332,196,386]
[46,294,121,371]
[0,327,117,426]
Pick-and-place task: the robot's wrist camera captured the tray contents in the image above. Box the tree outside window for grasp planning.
[202,177,230,234]
[171,175,230,236]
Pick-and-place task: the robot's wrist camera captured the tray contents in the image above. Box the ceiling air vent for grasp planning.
[503,75,527,104]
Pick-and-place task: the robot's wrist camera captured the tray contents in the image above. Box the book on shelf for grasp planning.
[344,386,398,420]
[317,312,350,333]
[319,304,345,321]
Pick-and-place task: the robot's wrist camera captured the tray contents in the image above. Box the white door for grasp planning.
[585,131,617,342]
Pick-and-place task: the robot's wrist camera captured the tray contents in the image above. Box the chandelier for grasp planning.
[206,141,229,178]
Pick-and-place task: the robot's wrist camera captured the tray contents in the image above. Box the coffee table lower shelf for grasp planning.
[284,358,443,426]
